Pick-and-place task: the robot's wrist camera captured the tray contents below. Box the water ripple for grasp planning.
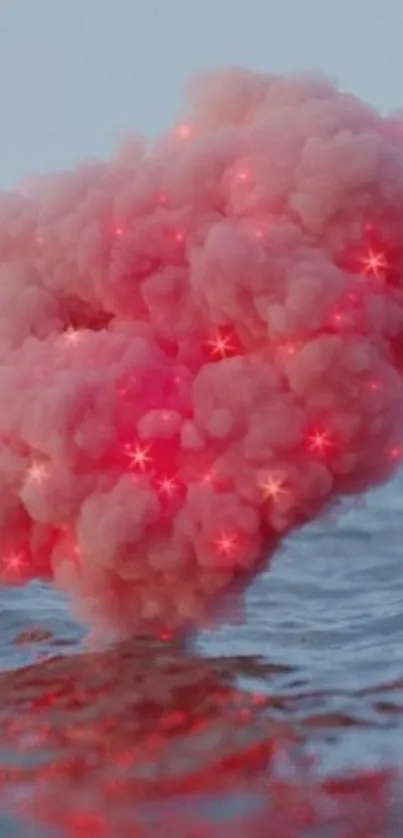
[0,478,402,835]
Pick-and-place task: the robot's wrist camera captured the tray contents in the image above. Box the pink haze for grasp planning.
[1,67,403,634]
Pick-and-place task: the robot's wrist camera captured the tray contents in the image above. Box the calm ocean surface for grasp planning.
[0,474,402,836]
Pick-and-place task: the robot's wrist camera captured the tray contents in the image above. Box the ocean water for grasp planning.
[0,475,402,836]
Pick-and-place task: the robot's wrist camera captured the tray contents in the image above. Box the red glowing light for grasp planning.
[361,249,389,279]
[199,468,229,491]
[201,469,215,485]
[125,444,153,472]
[26,462,48,486]
[308,430,333,454]
[63,327,82,347]
[114,226,123,238]
[215,532,237,556]
[208,331,236,360]
[279,341,299,358]
[234,168,250,184]
[157,475,179,497]
[159,630,174,641]
[260,474,287,502]
[175,231,185,243]
[389,445,402,460]
[2,552,26,576]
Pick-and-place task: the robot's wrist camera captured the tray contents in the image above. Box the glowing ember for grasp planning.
[215,533,237,556]
[125,444,153,472]
[157,476,179,497]
[280,341,299,357]
[26,462,48,486]
[308,430,334,454]
[158,630,174,641]
[63,327,83,346]
[2,553,26,576]
[361,249,389,278]
[260,474,287,501]
[201,469,215,485]
[234,168,250,183]
[208,332,236,359]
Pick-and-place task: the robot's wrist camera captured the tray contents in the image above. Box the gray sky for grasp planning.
[1,0,403,189]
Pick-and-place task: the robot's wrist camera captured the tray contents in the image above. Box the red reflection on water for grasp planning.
[0,637,400,837]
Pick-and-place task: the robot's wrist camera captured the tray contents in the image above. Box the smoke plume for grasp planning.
[1,67,403,633]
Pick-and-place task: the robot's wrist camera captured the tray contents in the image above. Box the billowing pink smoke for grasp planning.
[1,67,403,634]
